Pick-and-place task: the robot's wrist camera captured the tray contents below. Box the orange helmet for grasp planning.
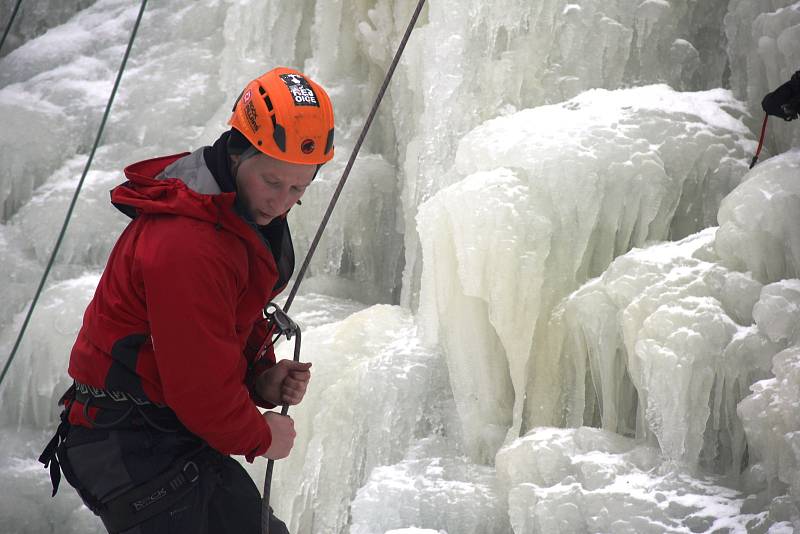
[228,67,335,165]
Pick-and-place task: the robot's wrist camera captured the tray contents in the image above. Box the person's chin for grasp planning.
[255,211,274,225]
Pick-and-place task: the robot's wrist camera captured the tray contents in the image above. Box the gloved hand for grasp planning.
[762,70,800,121]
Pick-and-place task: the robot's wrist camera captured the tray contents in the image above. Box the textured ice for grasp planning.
[350,436,508,534]
[3,0,800,533]
[549,159,800,523]
[738,346,800,510]
[0,274,98,428]
[417,85,753,461]
[264,305,451,534]
[0,428,103,534]
[394,0,733,308]
[716,149,800,284]
[553,228,762,470]
[495,427,790,534]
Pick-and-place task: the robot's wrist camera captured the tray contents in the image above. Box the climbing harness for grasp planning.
[0,0,22,55]
[38,382,207,533]
[259,1,428,532]
[0,0,149,392]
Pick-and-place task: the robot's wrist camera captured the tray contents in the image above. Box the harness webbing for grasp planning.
[0,0,149,391]
[261,1,428,532]
[0,0,22,55]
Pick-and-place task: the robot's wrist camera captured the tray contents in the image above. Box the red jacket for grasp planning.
[68,152,286,461]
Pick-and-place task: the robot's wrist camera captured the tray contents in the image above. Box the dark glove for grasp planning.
[762,70,800,121]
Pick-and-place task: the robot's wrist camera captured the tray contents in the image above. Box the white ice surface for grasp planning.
[350,436,509,534]
[496,427,791,534]
[417,85,753,461]
[262,305,451,534]
[716,148,800,284]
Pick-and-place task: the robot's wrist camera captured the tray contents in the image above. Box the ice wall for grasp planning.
[495,427,787,533]
[0,0,95,58]
[0,0,232,336]
[553,228,761,471]
[416,85,753,462]
[546,151,800,524]
[267,305,451,533]
[716,148,800,284]
[3,0,800,532]
[393,0,732,308]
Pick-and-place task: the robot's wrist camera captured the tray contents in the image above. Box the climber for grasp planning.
[750,68,800,168]
[38,66,335,534]
[761,69,800,121]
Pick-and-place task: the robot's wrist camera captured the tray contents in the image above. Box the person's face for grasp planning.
[231,152,316,225]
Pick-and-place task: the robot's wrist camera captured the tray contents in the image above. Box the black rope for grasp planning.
[0,0,23,56]
[261,1,427,532]
[0,0,148,391]
[282,0,428,315]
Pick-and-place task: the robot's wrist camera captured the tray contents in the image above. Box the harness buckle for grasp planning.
[182,461,199,484]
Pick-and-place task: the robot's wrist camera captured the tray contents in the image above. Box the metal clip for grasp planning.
[264,302,299,340]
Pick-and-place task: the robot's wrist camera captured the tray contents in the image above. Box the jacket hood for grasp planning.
[111,153,270,259]
[112,150,295,291]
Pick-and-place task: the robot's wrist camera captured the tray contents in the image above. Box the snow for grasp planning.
[350,437,509,534]
[2,0,800,533]
[496,427,782,534]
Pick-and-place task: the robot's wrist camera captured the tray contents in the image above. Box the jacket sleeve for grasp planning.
[137,217,270,461]
[244,318,277,409]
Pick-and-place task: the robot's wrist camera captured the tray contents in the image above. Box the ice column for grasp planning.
[417,85,753,462]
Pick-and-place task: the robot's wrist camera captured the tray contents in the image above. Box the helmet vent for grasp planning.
[273,124,287,152]
[324,128,334,155]
[264,95,274,112]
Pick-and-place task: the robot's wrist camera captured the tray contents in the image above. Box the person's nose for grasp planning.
[268,185,292,213]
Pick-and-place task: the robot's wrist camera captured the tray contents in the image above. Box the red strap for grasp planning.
[750,114,769,169]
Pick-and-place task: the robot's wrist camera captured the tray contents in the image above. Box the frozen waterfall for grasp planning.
[2,0,800,533]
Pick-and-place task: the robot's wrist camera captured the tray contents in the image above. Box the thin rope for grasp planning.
[261,2,427,532]
[0,0,148,391]
[0,0,23,55]
[282,0,428,315]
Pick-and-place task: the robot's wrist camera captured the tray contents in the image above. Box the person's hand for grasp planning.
[256,360,312,406]
[262,412,295,459]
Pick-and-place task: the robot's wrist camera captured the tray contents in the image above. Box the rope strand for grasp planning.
[0,0,23,55]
